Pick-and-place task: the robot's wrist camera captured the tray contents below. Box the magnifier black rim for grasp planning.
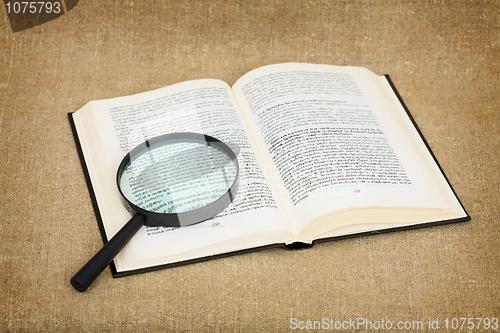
[116,132,239,228]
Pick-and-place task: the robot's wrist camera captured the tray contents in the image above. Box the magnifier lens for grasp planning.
[118,140,238,214]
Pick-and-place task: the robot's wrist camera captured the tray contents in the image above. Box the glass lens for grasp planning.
[118,140,238,214]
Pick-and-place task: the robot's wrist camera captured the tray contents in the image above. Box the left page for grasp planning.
[72,79,292,272]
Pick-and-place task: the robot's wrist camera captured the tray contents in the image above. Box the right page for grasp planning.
[232,63,468,242]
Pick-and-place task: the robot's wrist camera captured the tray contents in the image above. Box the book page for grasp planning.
[72,79,292,271]
[232,63,466,236]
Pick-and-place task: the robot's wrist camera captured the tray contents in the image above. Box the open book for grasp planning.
[69,63,469,276]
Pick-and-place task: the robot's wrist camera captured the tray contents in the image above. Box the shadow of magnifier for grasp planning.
[71,132,239,292]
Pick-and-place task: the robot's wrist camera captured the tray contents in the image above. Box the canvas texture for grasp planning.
[0,0,498,331]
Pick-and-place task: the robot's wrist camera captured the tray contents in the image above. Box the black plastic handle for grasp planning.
[70,213,146,292]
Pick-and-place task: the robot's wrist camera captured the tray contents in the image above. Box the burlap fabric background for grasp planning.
[1,0,498,331]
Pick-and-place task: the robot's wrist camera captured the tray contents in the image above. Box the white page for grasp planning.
[232,63,465,234]
[73,79,292,271]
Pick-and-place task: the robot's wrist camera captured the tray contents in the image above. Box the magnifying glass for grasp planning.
[71,132,239,292]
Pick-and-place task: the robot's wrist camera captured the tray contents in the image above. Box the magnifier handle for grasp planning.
[70,213,146,292]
